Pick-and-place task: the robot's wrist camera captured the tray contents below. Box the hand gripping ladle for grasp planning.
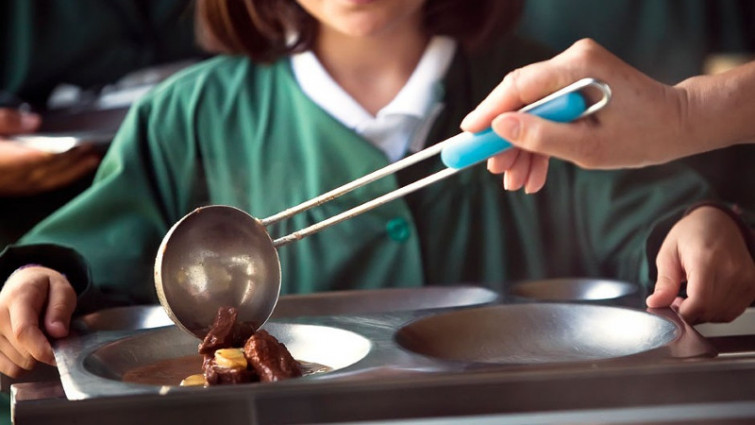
[155,78,612,338]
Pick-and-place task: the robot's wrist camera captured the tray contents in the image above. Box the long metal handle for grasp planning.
[266,78,611,247]
[272,167,459,246]
[260,134,453,227]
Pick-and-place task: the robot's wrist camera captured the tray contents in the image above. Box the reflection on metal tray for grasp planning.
[506,278,644,307]
[54,301,715,401]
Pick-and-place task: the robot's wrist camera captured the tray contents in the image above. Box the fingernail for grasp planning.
[460,110,478,129]
[49,320,66,333]
[493,115,520,140]
[503,172,511,191]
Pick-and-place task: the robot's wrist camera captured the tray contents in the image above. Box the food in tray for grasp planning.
[181,306,303,386]
[121,305,330,387]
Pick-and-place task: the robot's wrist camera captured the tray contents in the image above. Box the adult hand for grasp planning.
[479,147,550,194]
[0,266,77,377]
[460,39,693,192]
[648,206,755,324]
[0,107,101,196]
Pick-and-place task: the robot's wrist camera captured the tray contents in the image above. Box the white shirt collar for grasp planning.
[291,36,457,161]
[379,35,456,119]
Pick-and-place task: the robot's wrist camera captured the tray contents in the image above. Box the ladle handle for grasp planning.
[269,78,611,247]
[440,91,586,169]
[440,77,611,169]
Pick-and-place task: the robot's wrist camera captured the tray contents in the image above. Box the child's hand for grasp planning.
[0,266,76,377]
[648,206,755,324]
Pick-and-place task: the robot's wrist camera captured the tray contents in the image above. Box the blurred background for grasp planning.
[2,0,754,250]
[0,0,203,247]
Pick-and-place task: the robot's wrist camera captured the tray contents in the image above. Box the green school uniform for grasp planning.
[1,4,198,420]
[0,36,712,308]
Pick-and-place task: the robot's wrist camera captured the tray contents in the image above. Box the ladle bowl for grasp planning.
[154,205,280,338]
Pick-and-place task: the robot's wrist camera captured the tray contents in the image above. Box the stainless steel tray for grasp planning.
[57,285,498,398]
[54,300,714,401]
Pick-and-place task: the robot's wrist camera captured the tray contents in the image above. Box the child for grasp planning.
[0,0,752,379]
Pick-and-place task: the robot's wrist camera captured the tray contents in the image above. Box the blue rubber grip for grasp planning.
[441,91,587,169]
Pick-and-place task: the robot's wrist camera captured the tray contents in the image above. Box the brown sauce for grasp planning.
[122,355,203,386]
[121,356,332,387]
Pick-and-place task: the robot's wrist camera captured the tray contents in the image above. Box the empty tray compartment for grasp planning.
[395,304,713,364]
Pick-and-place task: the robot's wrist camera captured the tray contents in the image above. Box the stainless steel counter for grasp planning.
[9,286,755,425]
[11,356,755,424]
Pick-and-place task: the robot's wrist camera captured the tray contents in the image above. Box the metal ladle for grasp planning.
[154,78,612,338]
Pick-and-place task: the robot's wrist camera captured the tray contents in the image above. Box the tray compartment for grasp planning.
[395,304,706,364]
[82,323,371,384]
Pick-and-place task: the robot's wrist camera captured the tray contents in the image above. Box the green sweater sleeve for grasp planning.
[0,244,89,294]
[4,81,205,305]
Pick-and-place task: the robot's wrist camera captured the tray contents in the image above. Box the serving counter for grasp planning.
[7,286,755,424]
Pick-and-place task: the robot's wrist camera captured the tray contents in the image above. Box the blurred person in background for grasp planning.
[0,1,201,422]
[0,0,202,248]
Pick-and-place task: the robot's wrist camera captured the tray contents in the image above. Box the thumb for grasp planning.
[43,274,77,339]
[646,274,682,308]
[646,245,684,308]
